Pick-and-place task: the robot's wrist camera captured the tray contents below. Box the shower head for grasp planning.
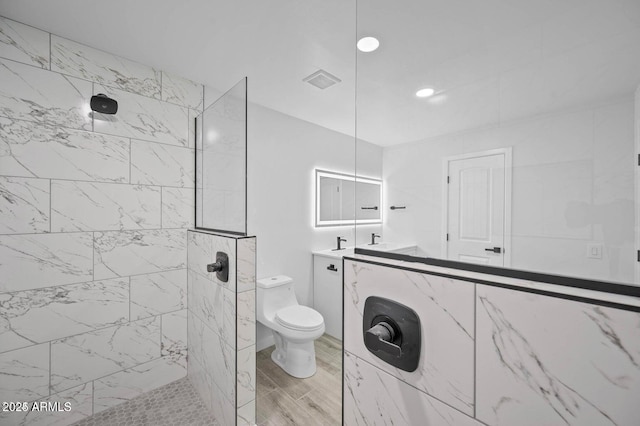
[90,93,118,114]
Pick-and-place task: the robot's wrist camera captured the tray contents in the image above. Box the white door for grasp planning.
[446,153,507,266]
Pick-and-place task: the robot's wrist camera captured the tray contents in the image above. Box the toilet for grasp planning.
[257,275,325,378]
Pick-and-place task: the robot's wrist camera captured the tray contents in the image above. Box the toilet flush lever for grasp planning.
[365,321,401,358]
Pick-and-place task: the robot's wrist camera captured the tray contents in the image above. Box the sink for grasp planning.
[358,242,417,255]
[312,247,355,259]
[362,242,393,250]
[312,243,418,259]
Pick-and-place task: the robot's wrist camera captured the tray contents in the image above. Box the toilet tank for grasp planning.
[257,275,299,321]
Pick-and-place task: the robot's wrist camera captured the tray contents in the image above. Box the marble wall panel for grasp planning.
[0,278,128,353]
[186,310,204,369]
[51,316,161,392]
[0,118,130,183]
[0,59,92,130]
[0,16,49,68]
[0,232,93,293]
[188,268,224,336]
[237,400,256,426]
[211,380,236,426]
[130,139,194,188]
[344,351,482,426]
[207,332,235,404]
[187,354,214,412]
[237,290,256,350]
[130,269,186,320]
[0,343,49,402]
[186,231,256,424]
[223,287,236,345]
[0,176,50,234]
[476,284,640,426]
[237,345,256,408]
[51,181,161,232]
[93,229,186,280]
[187,230,214,279]
[92,84,188,147]
[237,237,256,293]
[188,306,235,403]
[161,309,187,361]
[161,71,203,110]
[51,35,161,98]
[161,187,194,229]
[344,259,475,415]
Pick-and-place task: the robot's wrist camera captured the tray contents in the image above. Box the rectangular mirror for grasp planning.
[315,169,381,227]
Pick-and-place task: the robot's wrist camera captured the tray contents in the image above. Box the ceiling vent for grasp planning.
[303,69,342,89]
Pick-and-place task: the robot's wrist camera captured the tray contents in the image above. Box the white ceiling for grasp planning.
[2,0,640,146]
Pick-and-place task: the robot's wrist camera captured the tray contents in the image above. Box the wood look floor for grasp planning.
[256,334,342,426]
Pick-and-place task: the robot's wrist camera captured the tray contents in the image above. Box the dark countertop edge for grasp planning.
[188,228,255,239]
[351,248,640,299]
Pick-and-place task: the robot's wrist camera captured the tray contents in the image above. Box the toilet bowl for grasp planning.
[257,275,325,378]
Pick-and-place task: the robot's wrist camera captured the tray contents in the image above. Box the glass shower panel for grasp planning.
[196,78,247,234]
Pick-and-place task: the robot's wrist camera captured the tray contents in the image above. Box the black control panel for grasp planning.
[362,296,421,372]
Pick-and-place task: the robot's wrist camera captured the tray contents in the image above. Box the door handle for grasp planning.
[327,264,338,272]
[484,247,502,253]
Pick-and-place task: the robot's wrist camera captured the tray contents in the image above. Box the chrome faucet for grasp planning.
[370,233,381,245]
[333,236,347,251]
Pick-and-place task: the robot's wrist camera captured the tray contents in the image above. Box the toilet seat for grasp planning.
[275,305,324,331]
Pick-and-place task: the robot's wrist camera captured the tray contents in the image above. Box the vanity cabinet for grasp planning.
[313,254,343,340]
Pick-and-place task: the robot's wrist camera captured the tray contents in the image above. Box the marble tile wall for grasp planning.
[187,231,256,426]
[344,260,475,416]
[344,257,640,426]
[0,15,202,426]
[476,285,640,426]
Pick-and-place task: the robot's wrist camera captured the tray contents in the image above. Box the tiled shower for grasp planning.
[0,15,255,426]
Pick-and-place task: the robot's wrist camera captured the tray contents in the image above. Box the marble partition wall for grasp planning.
[344,258,640,426]
[0,15,201,425]
[475,285,640,426]
[187,230,256,426]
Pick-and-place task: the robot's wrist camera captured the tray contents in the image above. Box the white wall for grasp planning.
[247,104,382,349]
[383,97,636,284]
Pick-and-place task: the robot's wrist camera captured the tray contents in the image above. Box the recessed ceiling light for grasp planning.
[416,88,435,98]
[357,37,379,53]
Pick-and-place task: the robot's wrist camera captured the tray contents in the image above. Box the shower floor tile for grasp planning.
[72,377,218,426]
[257,334,342,426]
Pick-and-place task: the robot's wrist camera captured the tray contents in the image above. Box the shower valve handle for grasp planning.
[207,262,224,273]
[365,321,402,358]
[206,252,229,282]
